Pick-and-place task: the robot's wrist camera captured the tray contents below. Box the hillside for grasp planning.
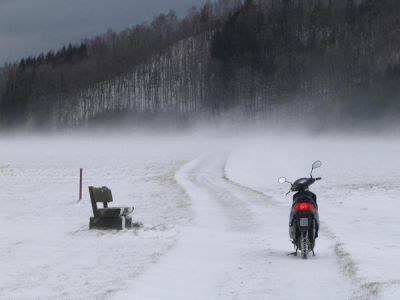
[1,0,400,129]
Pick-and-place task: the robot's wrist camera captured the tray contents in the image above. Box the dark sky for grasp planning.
[0,0,204,65]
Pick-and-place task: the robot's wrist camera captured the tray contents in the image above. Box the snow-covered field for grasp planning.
[1,133,400,299]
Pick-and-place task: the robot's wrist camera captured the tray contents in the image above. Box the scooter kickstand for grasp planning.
[288,248,298,256]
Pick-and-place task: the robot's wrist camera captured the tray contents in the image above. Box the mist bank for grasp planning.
[2,107,400,136]
[3,117,400,141]
[1,0,400,130]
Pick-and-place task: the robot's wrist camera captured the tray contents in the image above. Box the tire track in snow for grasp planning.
[222,158,395,300]
[326,228,400,300]
[113,155,245,299]
[189,154,353,299]
[114,153,354,299]
[222,156,354,299]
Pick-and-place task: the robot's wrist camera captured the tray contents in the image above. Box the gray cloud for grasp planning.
[0,0,204,65]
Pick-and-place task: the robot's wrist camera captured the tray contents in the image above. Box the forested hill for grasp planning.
[1,0,400,129]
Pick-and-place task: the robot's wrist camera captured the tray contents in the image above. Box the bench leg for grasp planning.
[125,216,132,228]
[90,216,126,230]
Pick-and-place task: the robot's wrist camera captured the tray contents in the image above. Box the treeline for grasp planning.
[209,0,400,126]
[0,1,228,127]
[1,0,400,128]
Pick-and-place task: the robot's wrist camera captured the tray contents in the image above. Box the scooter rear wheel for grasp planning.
[301,231,308,259]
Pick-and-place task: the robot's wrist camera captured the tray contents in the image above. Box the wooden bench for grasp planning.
[89,186,134,230]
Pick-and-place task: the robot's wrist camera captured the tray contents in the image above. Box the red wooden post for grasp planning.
[79,168,83,201]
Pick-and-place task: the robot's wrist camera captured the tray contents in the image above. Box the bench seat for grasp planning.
[97,207,134,218]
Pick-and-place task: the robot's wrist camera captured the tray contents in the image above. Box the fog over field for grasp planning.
[1,129,400,299]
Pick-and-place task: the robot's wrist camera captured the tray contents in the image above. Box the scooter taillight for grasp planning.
[292,202,316,213]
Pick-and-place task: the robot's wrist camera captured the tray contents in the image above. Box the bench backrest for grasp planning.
[89,186,113,216]
[89,186,113,203]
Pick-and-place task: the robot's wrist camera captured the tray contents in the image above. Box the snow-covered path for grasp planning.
[115,153,352,299]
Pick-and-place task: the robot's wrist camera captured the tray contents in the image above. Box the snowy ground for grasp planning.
[1,133,400,299]
[0,134,201,299]
[226,136,400,299]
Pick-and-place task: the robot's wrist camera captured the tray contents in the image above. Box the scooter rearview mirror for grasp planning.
[278,177,287,184]
[312,160,322,169]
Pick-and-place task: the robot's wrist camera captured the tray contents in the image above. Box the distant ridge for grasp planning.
[1,0,400,129]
